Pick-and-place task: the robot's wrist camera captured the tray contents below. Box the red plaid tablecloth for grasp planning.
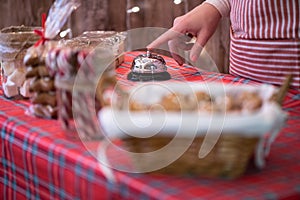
[1,52,300,200]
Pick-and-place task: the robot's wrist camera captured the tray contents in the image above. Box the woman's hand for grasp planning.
[147,3,221,65]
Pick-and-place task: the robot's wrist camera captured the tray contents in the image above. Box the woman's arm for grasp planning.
[204,0,231,18]
[147,1,229,64]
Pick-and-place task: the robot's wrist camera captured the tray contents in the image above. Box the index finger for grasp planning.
[147,29,183,50]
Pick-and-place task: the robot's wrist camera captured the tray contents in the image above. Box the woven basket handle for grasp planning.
[255,103,287,169]
[275,74,293,106]
[255,74,293,168]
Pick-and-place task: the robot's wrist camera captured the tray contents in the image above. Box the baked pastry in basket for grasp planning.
[129,88,263,114]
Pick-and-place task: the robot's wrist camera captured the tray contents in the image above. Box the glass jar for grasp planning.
[0,25,40,99]
[47,46,117,140]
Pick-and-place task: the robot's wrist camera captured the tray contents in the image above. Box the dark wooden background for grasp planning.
[0,0,229,72]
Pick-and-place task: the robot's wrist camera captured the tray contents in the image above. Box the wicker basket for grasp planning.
[122,135,259,179]
[99,83,286,179]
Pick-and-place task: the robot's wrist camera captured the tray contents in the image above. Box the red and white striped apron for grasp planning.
[229,0,300,89]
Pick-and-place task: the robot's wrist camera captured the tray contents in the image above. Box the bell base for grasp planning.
[127,71,171,82]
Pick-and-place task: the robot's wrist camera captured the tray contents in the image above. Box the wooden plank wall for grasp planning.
[0,0,54,28]
[0,0,229,72]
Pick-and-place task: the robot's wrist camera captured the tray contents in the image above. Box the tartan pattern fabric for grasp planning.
[1,51,300,200]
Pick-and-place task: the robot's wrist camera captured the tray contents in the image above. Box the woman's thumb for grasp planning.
[190,31,210,62]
